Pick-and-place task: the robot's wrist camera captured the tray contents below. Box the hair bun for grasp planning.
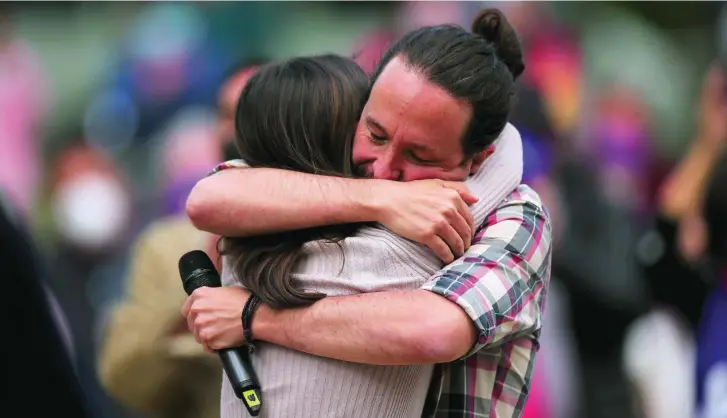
[471,8,525,80]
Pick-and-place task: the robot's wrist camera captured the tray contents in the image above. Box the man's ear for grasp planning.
[469,145,495,174]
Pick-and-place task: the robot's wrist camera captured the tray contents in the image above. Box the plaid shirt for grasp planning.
[421,184,552,418]
[209,161,552,418]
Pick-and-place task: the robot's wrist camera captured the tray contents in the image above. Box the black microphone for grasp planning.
[179,250,262,416]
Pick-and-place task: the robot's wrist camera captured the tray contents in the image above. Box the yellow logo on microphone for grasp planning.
[242,389,261,407]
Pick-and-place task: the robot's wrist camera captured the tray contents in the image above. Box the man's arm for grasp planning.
[255,289,475,365]
[421,185,552,356]
[185,276,475,365]
[187,161,478,262]
[184,186,552,364]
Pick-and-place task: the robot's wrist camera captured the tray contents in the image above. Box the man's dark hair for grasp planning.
[372,8,524,156]
[220,55,369,309]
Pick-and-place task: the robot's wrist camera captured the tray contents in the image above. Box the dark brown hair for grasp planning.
[219,55,368,309]
[371,8,524,157]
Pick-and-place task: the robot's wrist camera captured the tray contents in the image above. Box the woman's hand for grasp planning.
[181,286,250,352]
[372,179,478,263]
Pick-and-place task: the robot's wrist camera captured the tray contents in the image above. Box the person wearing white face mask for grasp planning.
[49,144,133,254]
[45,143,135,418]
[52,171,131,253]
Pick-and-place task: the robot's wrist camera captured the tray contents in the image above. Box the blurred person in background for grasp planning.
[476,1,582,141]
[518,131,581,418]
[45,141,135,418]
[0,4,50,217]
[621,82,704,418]
[506,37,648,417]
[590,88,656,220]
[185,8,552,418]
[159,58,268,217]
[109,3,228,144]
[1,192,91,417]
[48,142,134,328]
[352,29,396,75]
[97,59,263,418]
[216,59,268,161]
[635,63,727,418]
[545,94,650,418]
[351,1,464,75]
[157,107,224,217]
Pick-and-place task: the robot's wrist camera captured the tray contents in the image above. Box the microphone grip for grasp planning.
[219,348,262,416]
[179,251,262,415]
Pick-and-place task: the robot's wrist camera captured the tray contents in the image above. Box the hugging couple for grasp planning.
[182,7,552,418]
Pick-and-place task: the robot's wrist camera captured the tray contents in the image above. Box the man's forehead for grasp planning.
[371,56,428,104]
[367,57,471,146]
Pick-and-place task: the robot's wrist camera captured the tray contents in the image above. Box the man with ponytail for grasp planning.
[184,8,551,418]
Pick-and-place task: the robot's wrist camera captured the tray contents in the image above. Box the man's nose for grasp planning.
[372,156,402,181]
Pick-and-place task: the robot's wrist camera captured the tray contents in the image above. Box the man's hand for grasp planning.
[373,179,478,263]
[181,286,249,352]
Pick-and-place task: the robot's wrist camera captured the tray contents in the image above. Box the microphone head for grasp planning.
[178,250,221,294]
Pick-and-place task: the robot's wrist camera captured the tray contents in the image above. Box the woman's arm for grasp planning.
[187,165,479,263]
[186,165,376,236]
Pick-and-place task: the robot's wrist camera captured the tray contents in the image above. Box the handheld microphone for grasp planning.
[179,250,263,416]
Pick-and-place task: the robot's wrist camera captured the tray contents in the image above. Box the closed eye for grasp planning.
[408,151,436,165]
[370,132,387,144]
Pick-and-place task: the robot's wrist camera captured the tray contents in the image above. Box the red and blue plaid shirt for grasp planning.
[210,161,552,418]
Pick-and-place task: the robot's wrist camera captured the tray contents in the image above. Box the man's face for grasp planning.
[352,56,492,182]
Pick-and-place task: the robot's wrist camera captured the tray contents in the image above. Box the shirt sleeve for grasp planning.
[421,185,553,357]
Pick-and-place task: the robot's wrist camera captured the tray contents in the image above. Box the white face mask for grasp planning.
[52,173,130,251]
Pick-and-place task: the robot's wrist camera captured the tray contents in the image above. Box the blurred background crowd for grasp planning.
[1,2,726,418]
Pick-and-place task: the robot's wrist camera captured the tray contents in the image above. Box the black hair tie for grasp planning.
[241,293,262,353]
